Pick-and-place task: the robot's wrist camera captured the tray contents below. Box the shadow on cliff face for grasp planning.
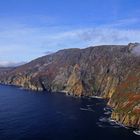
[0,43,140,128]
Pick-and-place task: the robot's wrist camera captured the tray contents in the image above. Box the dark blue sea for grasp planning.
[0,85,139,140]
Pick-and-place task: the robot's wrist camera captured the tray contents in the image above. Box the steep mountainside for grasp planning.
[0,43,140,128]
[108,69,140,128]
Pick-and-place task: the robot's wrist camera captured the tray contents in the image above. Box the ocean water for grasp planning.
[0,85,139,140]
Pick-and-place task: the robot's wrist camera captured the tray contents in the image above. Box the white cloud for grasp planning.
[78,28,140,45]
[132,43,140,56]
[0,20,140,64]
[0,61,25,67]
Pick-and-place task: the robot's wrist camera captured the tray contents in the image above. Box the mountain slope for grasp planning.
[0,43,140,128]
[108,69,140,128]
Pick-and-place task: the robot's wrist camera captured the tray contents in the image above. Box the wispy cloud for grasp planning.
[0,17,140,65]
[78,28,140,45]
[132,43,140,56]
[0,61,25,67]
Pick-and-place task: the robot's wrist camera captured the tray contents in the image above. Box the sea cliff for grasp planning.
[0,43,140,128]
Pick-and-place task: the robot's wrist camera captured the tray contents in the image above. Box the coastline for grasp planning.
[0,82,139,132]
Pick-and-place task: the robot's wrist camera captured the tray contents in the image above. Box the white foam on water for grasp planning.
[98,116,129,129]
[90,96,103,99]
[104,111,111,115]
[103,107,112,112]
[133,130,140,136]
[99,117,109,122]
[80,107,95,112]
[86,104,94,107]
[108,118,129,129]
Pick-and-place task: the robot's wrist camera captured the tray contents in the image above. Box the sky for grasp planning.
[0,0,140,66]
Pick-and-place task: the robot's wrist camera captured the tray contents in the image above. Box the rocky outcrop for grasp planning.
[108,68,140,128]
[0,43,140,128]
[111,112,140,128]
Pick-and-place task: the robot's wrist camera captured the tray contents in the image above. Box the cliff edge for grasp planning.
[0,43,140,128]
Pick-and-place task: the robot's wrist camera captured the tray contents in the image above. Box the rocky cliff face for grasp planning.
[108,69,140,128]
[0,43,140,128]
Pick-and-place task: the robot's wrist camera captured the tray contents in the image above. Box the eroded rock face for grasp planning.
[0,43,140,128]
[108,69,140,128]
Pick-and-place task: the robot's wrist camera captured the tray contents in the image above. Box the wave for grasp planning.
[96,122,107,128]
[99,117,109,122]
[103,107,112,112]
[86,104,94,107]
[90,96,103,99]
[98,117,128,129]
[108,118,128,129]
[133,130,140,136]
[104,111,111,115]
[80,107,95,112]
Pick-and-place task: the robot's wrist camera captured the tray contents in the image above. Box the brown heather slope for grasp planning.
[0,43,140,128]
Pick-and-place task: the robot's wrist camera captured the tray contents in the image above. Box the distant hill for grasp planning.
[0,67,15,74]
[0,43,140,128]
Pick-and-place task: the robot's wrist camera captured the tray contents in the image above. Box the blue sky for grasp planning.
[0,0,140,66]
